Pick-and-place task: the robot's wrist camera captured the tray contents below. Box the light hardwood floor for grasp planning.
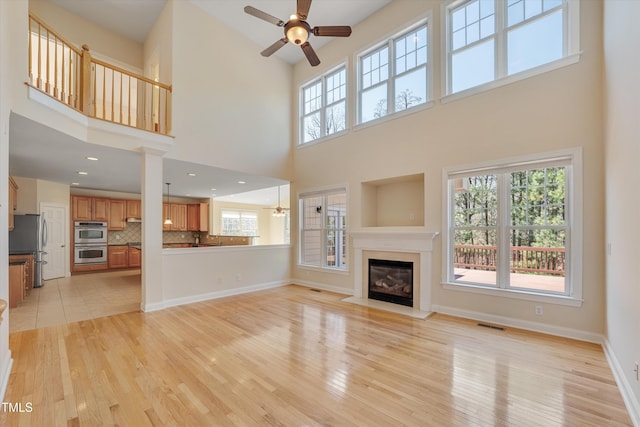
[9,270,141,332]
[1,285,632,426]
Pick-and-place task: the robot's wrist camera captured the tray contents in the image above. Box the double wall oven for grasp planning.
[74,221,108,265]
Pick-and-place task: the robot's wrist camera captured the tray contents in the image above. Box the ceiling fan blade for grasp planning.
[261,38,288,57]
[297,0,312,19]
[244,6,284,27]
[301,42,320,66]
[312,26,352,37]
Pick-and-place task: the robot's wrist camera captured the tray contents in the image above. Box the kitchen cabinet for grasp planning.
[108,245,128,269]
[163,203,187,231]
[92,198,109,221]
[72,195,110,221]
[187,203,210,232]
[9,254,34,294]
[126,200,141,218]
[9,263,26,308]
[128,246,141,267]
[108,199,126,230]
[8,176,18,231]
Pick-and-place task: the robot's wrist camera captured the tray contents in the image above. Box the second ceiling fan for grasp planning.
[244,0,352,66]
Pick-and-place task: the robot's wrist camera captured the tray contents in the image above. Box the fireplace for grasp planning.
[368,259,413,307]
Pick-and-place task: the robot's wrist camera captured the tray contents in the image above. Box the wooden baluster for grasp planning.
[80,44,92,115]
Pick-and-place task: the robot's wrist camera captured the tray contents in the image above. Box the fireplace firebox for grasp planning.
[368,259,413,307]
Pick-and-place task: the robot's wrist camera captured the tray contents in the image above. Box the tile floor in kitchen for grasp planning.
[9,269,141,333]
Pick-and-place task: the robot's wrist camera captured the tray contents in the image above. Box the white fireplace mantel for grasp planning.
[349,227,439,316]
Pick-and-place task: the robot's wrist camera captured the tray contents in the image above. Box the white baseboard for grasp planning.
[0,349,13,402]
[431,304,603,344]
[161,280,289,309]
[603,338,640,427]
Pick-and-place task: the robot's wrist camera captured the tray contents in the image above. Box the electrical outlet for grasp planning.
[535,305,543,316]
[634,361,639,381]
[236,273,242,281]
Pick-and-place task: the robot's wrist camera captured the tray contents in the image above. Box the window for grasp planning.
[301,66,347,144]
[444,149,582,304]
[358,21,429,124]
[299,188,347,270]
[221,210,258,237]
[446,0,577,95]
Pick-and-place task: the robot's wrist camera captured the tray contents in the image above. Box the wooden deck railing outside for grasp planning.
[28,14,171,135]
[454,244,565,276]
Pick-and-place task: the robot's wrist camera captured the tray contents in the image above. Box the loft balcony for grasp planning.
[27,13,172,136]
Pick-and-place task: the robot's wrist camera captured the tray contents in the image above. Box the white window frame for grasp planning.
[220,209,258,237]
[356,17,431,126]
[298,187,348,271]
[442,0,580,101]
[442,148,583,307]
[299,64,347,145]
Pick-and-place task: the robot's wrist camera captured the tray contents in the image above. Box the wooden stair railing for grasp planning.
[28,13,172,135]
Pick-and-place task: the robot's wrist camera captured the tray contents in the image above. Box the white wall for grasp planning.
[603,0,640,422]
[161,245,291,305]
[291,0,605,336]
[167,0,293,180]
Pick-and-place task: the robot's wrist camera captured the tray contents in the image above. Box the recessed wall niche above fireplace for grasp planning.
[369,259,414,307]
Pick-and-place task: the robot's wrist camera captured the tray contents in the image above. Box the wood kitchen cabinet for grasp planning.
[108,199,126,230]
[128,246,141,267]
[9,263,26,308]
[8,176,18,231]
[72,195,110,221]
[9,254,34,295]
[126,200,141,218]
[108,246,129,269]
[186,203,209,232]
[163,203,187,231]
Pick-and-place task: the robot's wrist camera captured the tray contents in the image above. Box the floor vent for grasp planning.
[477,323,505,331]
[310,289,322,293]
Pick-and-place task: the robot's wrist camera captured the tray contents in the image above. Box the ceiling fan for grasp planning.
[265,186,290,217]
[244,0,352,66]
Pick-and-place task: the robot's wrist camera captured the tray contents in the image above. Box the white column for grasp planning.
[140,148,164,311]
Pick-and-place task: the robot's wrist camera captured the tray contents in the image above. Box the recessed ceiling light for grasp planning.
[86,156,98,161]
[210,188,217,191]
[238,181,246,184]
[187,173,196,177]
[77,171,88,175]
[186,193,192,196]
[211,193,216,197]
[71,182,80,186]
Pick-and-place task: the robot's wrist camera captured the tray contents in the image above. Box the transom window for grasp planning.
[301,66,347,144]
[446,0,574,94]
[299,188,347,270]
[358,21,428,124]
[444,150,582,304]
[221,210,258,237]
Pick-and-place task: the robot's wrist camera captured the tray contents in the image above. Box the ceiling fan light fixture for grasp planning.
[285,20,309,45]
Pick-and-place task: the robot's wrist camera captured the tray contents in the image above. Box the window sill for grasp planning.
[353,100,435,133]
[441,53,582,105]
[441,281,583,307]
[297,129,349,149]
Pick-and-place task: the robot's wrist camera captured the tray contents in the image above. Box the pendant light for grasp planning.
[164,182,173,225]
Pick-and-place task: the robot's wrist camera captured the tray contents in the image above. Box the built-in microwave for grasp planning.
[74,221,107,244]
[74,244,108,265]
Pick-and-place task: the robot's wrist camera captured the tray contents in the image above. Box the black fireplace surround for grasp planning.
[368,258,413,307]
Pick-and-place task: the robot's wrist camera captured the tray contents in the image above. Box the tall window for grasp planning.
[299,188,347,270]
[358,21,428,124]
[221,210,258,236]
[446,0,575,94]
[301,66,347,144]
[444,150,582,303]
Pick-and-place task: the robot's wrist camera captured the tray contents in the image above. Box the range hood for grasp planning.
[126,217,142,223]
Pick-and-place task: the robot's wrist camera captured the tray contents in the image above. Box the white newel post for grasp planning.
[351,228,439,313]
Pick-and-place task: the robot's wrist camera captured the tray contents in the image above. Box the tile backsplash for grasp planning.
[108,222,141,244]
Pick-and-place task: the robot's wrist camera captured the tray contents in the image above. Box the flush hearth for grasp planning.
[368,258,413,307]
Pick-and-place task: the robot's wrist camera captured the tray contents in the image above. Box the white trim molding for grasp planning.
[602,338,640,427]
[0,350,13,402]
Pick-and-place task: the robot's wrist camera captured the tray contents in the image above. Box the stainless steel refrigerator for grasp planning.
[9,214,48,288]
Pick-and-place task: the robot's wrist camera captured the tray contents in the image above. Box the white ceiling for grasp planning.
[10,0,391,204]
